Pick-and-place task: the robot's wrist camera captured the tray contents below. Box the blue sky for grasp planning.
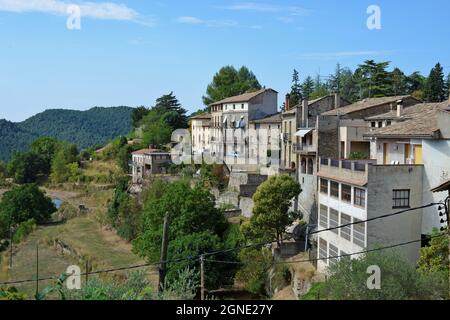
[1,0,449,122]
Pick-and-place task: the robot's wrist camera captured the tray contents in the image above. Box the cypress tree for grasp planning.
[424,63,446,102]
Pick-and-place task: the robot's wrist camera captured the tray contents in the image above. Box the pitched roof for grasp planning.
[364,102,448,139]
[322,95,415,116]
[132,148,168,155]
[283,95,351,115]
[250,112,282,124]
[209,88,277,106]
[189,112,211,120]
[431,178,450,193]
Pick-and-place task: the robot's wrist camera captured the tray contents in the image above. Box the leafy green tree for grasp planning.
[390,67,407,95]
[133,180,232,288]
[6,151,48,184]
[406,71,427,101]
[324,250,448,300]
[107,176,141,241]
[235,247,273,295]
[424,63,446,102]
[0,184,56,238]
[203,66,261,105]
[355,60,392,98]
[30,137,61,168]
[328,64,359,102]
[242,175,302,245]
[417,229,449,275]
[301,76,315,100]
[131,106,148,128]
[289,69,303,107]
[310,74,329,100]
[50,143,79,183]
[446,73,450,99]
[153,92,188,129]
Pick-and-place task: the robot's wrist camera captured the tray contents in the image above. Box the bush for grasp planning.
[235,248,273,295]
[13,219,36,243]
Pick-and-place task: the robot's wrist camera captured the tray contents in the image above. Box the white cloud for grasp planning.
[176,15,238,28]
[0,0,152,25]
[176,16,203,25]
[217,2,310,16]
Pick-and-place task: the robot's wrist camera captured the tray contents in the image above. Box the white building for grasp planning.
[190,113,211,156]
[316,101,450,273]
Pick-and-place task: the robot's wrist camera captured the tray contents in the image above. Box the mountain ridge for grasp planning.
[0,106,134,162]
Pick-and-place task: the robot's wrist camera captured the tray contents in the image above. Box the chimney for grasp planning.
[396,100,403,117]
[334,92,340,109]
[302,99,309,128]
[285,94,290,111]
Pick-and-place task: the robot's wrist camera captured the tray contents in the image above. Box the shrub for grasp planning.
[13,219,36,243]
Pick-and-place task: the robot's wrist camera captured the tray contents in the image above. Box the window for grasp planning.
[329,244,339,265]
[330,181,339,198]
[353,219,366,247]
[320,179,328,194]
[233,104,236,110]
[319,204,328,229]
[307,158,314,175]
[329,209,339,234]
[319,238,328,263]
[241,104,244,109]
[393,189,410,208]
[378,121,382,128]
[340,213,351,241]
[371,122,376,128]
[301,159,307,174]
[341,184,351,203]
[354,188,366,208]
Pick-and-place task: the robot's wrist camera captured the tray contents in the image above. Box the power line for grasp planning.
[204,233,447,266]
[309,202,440,236]
[0,202,444,287]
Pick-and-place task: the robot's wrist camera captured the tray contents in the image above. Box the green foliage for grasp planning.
[50,143,80,183]
[235,248,273,295]
[324,250,448,300]
[418,229,449,275]
[132,106,149,128]
[139,92,188,147]
[31,137,62,168]
[289,69,303,107]
[349,152,368,160]
[133,180,233,289]
[425,63,446,102]
[301,75,315,100]
[0,107,133,162]
[299,282,327,300]
[203,66,261,105]
[107,176,141,241]
[6,151,48,184]
[13,218,36,243]
[242,175,302,245]
[0,184,56,238]
[355,60,393,98]
[199,164,228,190]
[0,287,27,300]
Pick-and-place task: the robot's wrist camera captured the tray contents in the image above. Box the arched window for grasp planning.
[301,158,307,174]
[307,158,314,174]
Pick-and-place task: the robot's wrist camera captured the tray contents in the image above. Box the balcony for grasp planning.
[318,157,376,186]
[293,143,317,155]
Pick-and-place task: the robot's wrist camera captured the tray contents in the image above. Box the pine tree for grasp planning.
[424,63,446,102]
[355,60,392,98]
[289,69,302,106]
[301,76,315,100]
[445,73,450,100]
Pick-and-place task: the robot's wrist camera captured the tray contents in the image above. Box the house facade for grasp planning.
[190,113,211,156]
[131,148,171,184]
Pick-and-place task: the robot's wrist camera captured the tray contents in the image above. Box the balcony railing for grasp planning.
[292,143,316,154]
[319,158,376,173]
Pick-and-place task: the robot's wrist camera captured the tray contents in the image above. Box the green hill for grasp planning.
[0,107,133,162]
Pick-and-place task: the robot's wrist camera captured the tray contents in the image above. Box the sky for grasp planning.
[0,0,449,122]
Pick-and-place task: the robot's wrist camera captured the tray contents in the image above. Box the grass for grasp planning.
[0,184,156,299]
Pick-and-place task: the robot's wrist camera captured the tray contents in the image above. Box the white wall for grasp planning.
[421,139,450,233]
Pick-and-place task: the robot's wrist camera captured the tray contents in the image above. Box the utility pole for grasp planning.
[35,244,39,296]
[9,212,13,270]
[158,212,170,294]
[200,255,205,301]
